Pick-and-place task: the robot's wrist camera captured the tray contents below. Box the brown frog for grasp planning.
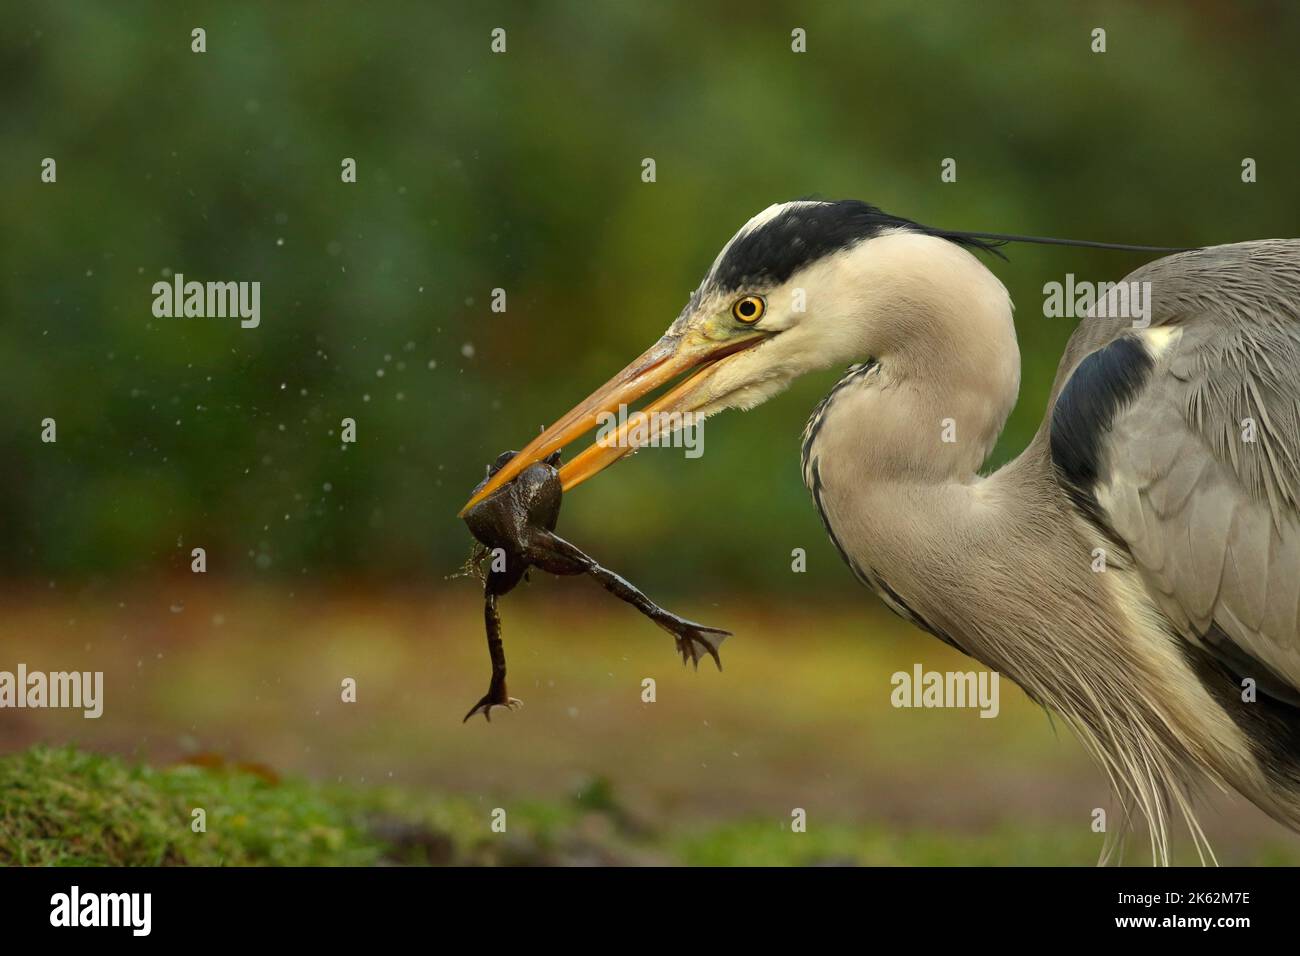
[460,450,730,721]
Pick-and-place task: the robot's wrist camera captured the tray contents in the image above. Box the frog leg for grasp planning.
[462,587,523,722]
[528,530,730,670]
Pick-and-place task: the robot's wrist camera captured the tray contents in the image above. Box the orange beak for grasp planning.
[458,328,768,516]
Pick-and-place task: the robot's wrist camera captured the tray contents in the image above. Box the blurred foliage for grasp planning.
[3,1,1298,596]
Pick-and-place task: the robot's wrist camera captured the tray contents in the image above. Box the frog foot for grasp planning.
[462,681,523,723]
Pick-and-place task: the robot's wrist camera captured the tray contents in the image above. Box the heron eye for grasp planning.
[732,295,765,324]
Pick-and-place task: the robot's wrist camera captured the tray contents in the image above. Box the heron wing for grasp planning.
[1047,240,1300,701]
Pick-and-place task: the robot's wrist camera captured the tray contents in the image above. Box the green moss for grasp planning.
[0,746,600,867]
[0,746,380,866]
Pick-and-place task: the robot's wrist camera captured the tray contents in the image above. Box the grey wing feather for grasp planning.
[1051,240,1300,699]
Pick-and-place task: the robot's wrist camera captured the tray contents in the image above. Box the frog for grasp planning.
[460,450,730,722]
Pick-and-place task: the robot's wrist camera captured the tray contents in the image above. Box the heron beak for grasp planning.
[458,328,768,515]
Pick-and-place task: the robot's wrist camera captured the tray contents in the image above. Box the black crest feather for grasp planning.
[710,200,1006,294]
[708,198,1191,296]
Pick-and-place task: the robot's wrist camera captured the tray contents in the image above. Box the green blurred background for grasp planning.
[3,1,1299,864]
[5,0,1298,591]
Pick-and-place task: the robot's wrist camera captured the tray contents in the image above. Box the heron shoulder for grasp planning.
[1045,240,1300,755]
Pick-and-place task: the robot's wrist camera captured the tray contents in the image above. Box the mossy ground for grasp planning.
[2,745,604,866]
[10,745,1294,866]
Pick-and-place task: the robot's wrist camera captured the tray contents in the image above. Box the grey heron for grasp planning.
[462,199,1300,863]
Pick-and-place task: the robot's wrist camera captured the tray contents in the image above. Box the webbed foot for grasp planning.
[664,619,731,671]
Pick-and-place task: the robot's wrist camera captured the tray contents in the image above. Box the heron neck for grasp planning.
[840,275,1020,482]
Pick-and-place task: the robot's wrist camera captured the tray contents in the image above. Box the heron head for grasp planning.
[460,199,1010,513]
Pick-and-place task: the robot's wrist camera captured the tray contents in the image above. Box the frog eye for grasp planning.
[731,295,765,324]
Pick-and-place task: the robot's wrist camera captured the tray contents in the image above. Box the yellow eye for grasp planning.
[732,295,765,324]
